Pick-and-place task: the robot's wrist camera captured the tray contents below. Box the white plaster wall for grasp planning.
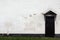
[0,0,60,34]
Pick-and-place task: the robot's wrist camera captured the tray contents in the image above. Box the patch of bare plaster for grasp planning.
[33,14,36,15]
[4,18,14,34]
[29,14,32,17]
[24,13,45,33]
[5,21,13,27]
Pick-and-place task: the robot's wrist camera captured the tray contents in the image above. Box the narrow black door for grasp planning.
[44,10,57,37]
[45,16,55,37]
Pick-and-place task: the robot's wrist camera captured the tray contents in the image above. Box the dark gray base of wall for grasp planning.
[0,34,60,37]
[55,34,60,37]
[0,34,45,37]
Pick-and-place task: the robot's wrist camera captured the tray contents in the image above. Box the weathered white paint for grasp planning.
[0,0,60,34]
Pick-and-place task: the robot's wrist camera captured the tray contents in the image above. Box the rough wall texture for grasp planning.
[0,0,60,34]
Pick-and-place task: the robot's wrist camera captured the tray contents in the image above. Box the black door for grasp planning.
[45,16,55,37]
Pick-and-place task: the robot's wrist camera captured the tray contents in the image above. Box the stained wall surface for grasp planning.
[0,0,60,34]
